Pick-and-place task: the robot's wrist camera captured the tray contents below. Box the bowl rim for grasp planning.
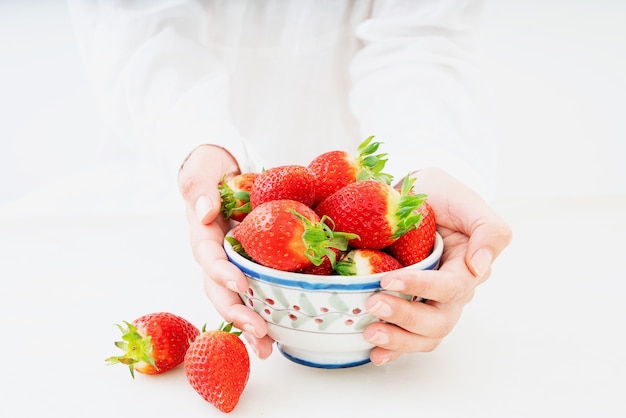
[223,230,444,291]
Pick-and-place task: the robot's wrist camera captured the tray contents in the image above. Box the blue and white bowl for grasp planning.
[224,230,444,369]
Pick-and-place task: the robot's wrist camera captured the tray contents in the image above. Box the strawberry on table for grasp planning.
[233,199,357,272]
[308,135,393,207]
[249,164,316,208]
[106,312,200,378]
[184,322,250,414]
[315,176,427,250]
[335,248,403,275]
[386,201,437,266]
[219,172,258,222]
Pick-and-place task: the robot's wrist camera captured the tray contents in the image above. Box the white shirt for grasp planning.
[68,0,496,199]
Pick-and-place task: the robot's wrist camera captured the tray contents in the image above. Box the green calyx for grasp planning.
[218,174,251,220]
[356,136,393,185]
[290,210,359,268]
[207,321,242,336]
[334,252,358,276]
[392,175,428,239]
[105,321,155,379]
[225,235,253,261]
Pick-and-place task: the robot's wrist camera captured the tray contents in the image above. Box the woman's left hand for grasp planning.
[363,168,513,365]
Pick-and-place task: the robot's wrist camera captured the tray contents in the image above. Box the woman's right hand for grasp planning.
[177,145,274,359]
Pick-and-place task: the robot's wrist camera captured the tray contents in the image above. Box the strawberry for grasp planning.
[233,199,357,272]
[249,165,316,208]
[184,322,250,414]
[386,201,437,266]
[106,312,200,378]
[315,176,427,250]
[219,172,257,222]
[335,249,403,275]
[308,135,393,207]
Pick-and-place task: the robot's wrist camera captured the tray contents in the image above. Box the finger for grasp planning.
[189,224,249,293]
[368,259,478,342]
[465,215,513,277]
[178,145,240,224]
[368,346,403,366]
[243,332,275,360]
[203,275,269,341]
[185,194,249,290]
[364,321,444,357]
[408,168,513,277]
[379,250,478,304]
[438,187,512,277]
[365,289,469,341]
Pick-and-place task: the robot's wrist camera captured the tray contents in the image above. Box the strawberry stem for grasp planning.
[356,136,393,185]
[225,236,253,261]
[290,210,359,267]
[217,321,242,336]
[105,321,156,379]
[335,252,358,276]
[218,174,251,220]
[393,175,428,239]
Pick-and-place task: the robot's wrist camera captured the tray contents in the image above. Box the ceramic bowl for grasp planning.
[224,230,444,369]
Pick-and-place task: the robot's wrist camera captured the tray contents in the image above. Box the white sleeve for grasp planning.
[67,0,252,178]
[349,0,496,199]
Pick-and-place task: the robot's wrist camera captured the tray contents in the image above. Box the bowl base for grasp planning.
[277,343,371,369]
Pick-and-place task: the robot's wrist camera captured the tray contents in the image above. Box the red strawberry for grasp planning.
[308,136,393,207]
[233,199,357,272]
[335,249,403,275]
[315,176,427,250]
[386,201,437,266]
[249,165,316,208]
[219,172,258,222]
[106,312,200,378]
[184,322,250,414]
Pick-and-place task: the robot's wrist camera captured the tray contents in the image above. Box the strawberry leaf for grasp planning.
[393,175,428,239]
[290,210,359,268]
[106,321,156,379]
[225,236,253,261]
[218,174,252,220]
[218,321,242,337]
[356,136,393,185]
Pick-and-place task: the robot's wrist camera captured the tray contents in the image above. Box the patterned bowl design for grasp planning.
[240,275,415,334]
[224,230,444,368]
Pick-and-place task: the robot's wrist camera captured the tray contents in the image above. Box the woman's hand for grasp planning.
[364,167,513,365]
[178,145,274,359]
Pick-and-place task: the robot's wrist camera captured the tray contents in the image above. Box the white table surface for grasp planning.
[1,194,624,417]
[2,1,626,415]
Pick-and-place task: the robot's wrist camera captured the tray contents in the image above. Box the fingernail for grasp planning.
[226,281,241,293]
[368,300,392,317]
[470,248,493,277]
[367,330,390,345]
[382,277,403,292]
[195,195,214,223]
[374,356,390,366]
[243,333,261,357]
[243,323,261,339]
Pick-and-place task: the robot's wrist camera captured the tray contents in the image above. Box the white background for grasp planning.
[479,0,626,201]
[1,2,625,417]
[1,0,625,214]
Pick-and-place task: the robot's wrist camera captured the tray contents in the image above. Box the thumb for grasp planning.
[466,216,513,277]
[178,145,240,225]
[193,194,222,225]
[408,167,512,278]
